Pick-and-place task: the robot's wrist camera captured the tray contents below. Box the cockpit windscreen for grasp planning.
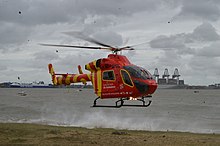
[123,65,153,80]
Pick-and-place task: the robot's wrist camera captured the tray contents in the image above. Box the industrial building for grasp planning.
[153,68,184,85]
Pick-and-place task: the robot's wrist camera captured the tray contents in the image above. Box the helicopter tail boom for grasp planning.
[48,64,91,86]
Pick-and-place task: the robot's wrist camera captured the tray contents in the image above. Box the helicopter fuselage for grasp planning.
[48,54,157,99]
[85,54,157,99]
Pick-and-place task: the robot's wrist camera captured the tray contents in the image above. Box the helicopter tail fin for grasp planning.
[48,64,57,85]
[78,65,83,74]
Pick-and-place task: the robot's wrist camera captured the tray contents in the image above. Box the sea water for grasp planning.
[0,88,219,134]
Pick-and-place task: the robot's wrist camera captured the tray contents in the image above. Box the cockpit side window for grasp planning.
[103,70,115,81]
[120,69,133,87]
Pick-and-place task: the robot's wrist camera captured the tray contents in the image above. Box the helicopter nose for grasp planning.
[133,80,149,94]
[133,80,157,95]
[148,80,158,94]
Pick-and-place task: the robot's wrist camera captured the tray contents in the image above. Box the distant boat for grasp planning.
[194,90,199,93]
[18,91,27,96]
[10,81,52,88]
[10,82,21,88]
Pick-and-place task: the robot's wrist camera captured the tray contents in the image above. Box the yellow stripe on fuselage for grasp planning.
[87,74,91,80]
[97,70,102,97]
[73,75,79,83]
[65,75,71,85]
[91,72,95,84]
[57,77,62,85]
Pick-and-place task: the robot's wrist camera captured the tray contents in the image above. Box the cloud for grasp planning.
[150,34,186,49]
[149,34,195,56]
[0,0,72,25]
[82,15,118,35]
[157,50,181,66]
[27,51,59,70]
[175,0,220,21]
[92,31,123,47]
[0,0,164,26]
[33,51,59,61]
[149,22,219,54]
[190,22,220,41]
[0,22,31,51]
[0,64,7,71]
[196,41,220,57]
[188,56,220,77]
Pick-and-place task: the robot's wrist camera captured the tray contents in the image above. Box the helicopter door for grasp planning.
[120,69,134,87]
[102,70,119,97]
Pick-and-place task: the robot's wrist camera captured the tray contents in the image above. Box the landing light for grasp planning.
[129,97,137,100]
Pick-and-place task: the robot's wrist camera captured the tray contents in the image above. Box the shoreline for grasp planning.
[0,123,219,146]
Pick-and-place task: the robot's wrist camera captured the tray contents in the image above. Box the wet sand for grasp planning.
[0,123,220,146]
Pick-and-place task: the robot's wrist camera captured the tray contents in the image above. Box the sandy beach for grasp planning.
[0,123,220,146]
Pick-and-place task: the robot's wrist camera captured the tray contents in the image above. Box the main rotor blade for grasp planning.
[64,31,115,48]
[82,37,115,48]
[118,41,150,51]
[128,41,150,48]
[119,46,135,50]
[40,43,110,50]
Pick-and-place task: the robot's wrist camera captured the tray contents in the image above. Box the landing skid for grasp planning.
[92,95,152,108]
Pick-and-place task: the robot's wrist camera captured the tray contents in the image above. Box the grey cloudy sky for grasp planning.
[0,0,220,85]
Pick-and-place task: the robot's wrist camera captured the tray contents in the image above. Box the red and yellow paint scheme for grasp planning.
[48,54,157,103]
[43,37,157,107]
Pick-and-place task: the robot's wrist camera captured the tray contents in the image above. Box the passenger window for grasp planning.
[103,70,115,80]
[121,70,133,87]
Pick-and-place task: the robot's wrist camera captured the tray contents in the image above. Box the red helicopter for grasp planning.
[41,36,157,108]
